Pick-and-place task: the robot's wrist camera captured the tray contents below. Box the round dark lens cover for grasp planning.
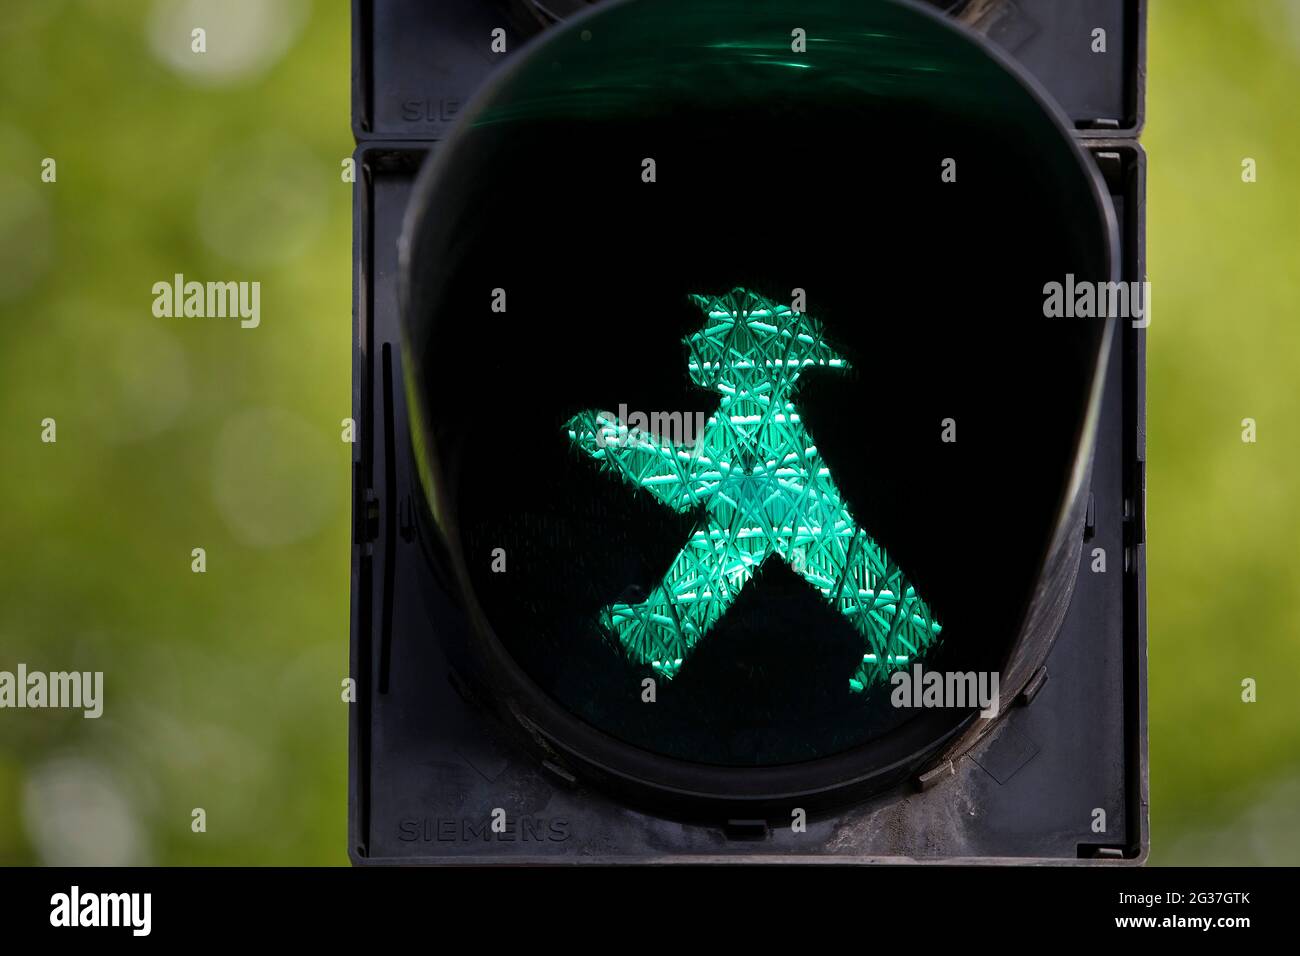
[401,0,1115,805]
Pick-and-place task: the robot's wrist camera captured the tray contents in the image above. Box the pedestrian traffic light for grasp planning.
[350,0,1148,862]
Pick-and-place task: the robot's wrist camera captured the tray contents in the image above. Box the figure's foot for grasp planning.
[600,598,696,678]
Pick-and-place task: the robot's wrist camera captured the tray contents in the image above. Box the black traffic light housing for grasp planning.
[349,0,1148,863]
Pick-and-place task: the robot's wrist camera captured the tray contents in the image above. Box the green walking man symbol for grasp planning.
[565,288,941,692]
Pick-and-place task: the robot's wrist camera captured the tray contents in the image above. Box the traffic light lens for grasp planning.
[400,0,1115,792]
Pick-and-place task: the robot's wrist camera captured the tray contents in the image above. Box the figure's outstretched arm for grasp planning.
[565,409,715,514]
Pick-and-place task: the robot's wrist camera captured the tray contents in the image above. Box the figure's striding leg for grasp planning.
[787,508,943,693]
[603,513,774,678]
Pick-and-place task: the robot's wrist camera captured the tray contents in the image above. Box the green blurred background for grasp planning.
[0,0,1296,865]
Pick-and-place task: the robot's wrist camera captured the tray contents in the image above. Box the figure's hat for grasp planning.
[685,288,849,391]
